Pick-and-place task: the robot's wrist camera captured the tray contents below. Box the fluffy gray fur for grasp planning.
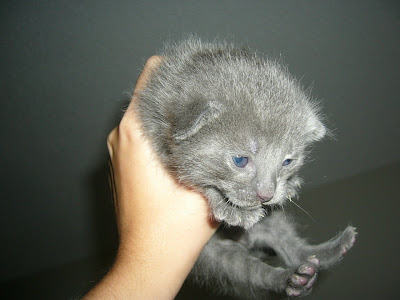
[136,38,357,298]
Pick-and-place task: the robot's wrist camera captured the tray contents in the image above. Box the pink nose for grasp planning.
[257,191,274,203]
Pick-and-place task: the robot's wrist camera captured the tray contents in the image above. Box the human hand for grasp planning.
[84,56,219,299]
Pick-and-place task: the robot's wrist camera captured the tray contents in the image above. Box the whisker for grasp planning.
[287,193,316,222]
[280,203,287,219]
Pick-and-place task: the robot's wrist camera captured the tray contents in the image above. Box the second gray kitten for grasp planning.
[136,38,357,298]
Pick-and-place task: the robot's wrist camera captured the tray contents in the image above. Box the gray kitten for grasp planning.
[136,38,357,298]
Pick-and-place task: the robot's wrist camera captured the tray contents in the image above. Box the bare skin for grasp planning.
[83,56,219,300]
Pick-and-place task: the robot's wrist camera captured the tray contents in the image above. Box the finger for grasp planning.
[118,56,163,138]
[107,126,119,158]
[126,55,163,112]
[135,55,163,93]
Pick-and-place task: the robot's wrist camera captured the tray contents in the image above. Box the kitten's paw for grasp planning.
[339,226,357,258]
[311,225,358,268]
[285,256,319,297]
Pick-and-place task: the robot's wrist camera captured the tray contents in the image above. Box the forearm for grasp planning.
[84,212,217,299]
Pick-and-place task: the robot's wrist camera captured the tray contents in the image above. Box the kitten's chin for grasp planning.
[212,201,265,229]
[204,187,265,229]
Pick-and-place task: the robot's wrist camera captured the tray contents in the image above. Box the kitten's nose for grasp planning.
[257,191,274,203]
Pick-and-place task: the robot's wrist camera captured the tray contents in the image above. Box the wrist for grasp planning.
[109,194,219,297]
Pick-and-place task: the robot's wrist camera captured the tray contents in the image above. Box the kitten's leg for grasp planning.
[244,211,357,269]
[191,234,320,298]
[301,225,357,268]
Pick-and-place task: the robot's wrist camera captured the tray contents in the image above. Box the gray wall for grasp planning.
[1,0,399,285]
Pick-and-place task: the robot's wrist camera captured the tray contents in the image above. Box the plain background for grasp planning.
[1,1,399,299]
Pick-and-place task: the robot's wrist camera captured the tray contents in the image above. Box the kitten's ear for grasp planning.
[173,100,223,141]
[305,117,326,143]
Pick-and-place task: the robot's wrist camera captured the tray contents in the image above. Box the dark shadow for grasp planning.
[87,96,131,254]
[87,161,118,257]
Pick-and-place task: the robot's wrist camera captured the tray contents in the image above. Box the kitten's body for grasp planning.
[136,39,356,298]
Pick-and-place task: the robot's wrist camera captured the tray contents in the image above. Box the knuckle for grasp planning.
[117,118,136,143]
[107,127,119,156]
[118,118,131,136]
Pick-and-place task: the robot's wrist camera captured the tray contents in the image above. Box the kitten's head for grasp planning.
[145,40,326,229]
[171,100,325,229]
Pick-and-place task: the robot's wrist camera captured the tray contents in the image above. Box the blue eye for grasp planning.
[232,156,249,168]
[282,159,293,166]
